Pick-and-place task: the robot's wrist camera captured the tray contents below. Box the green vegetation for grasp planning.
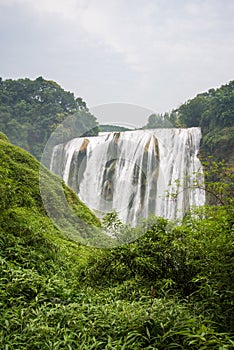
[144,80,234,163]
[143,111,178,129]
[0,134,233,349]
[176,80,234,163]
[99,124,132,132]
[0,77,99,159]
[0,131,9,142]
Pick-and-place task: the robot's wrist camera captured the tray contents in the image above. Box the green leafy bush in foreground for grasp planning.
[84,208,234,331]
[0,134,234,349]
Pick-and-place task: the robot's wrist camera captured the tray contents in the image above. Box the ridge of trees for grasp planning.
[0,77,99,159]
[144,80,234,163]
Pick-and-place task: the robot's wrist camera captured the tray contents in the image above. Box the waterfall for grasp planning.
[50,128,205,225]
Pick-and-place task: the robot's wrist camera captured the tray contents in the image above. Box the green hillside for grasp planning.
[176,80,234,163]
[0,77,99,160]
[0,130,101,272]
[144,80,234,164]
[0,135,233,349]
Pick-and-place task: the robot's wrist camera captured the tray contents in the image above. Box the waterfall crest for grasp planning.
[50,128,205,225]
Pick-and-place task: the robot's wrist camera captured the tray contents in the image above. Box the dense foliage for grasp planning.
[176,80,234,163]
[0,135,233,349]
[0,77,99,159]
[143,112,178,129]
[99,124,131,132]
[144,81,234,163]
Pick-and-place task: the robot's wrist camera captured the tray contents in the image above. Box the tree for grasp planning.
[144,112,175,128]
[0,77,99,159]
[175,81,234,163]
[176,95,208,127]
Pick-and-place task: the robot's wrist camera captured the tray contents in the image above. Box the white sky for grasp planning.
[0,0,233,125]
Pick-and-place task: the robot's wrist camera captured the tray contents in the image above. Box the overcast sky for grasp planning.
[1,0,234,125]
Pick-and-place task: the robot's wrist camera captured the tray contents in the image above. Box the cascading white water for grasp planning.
[50,128,205,225]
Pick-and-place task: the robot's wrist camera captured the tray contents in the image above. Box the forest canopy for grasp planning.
[0,77,99,159]
[176,80,234,163]
[144,80,234,163]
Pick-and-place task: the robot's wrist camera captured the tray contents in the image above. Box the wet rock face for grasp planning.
[101,159,117,201]
[114,132,120,143]
[67,139,90,192]
[102,179,113,201]
[140,135,160,213]
[80,139,90,152]
[144,135,159,157]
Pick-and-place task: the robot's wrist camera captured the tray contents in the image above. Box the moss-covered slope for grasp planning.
[0,134,100,222]
[0,133,101,274]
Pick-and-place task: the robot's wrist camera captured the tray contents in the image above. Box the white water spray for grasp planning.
[50,128,205,225]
